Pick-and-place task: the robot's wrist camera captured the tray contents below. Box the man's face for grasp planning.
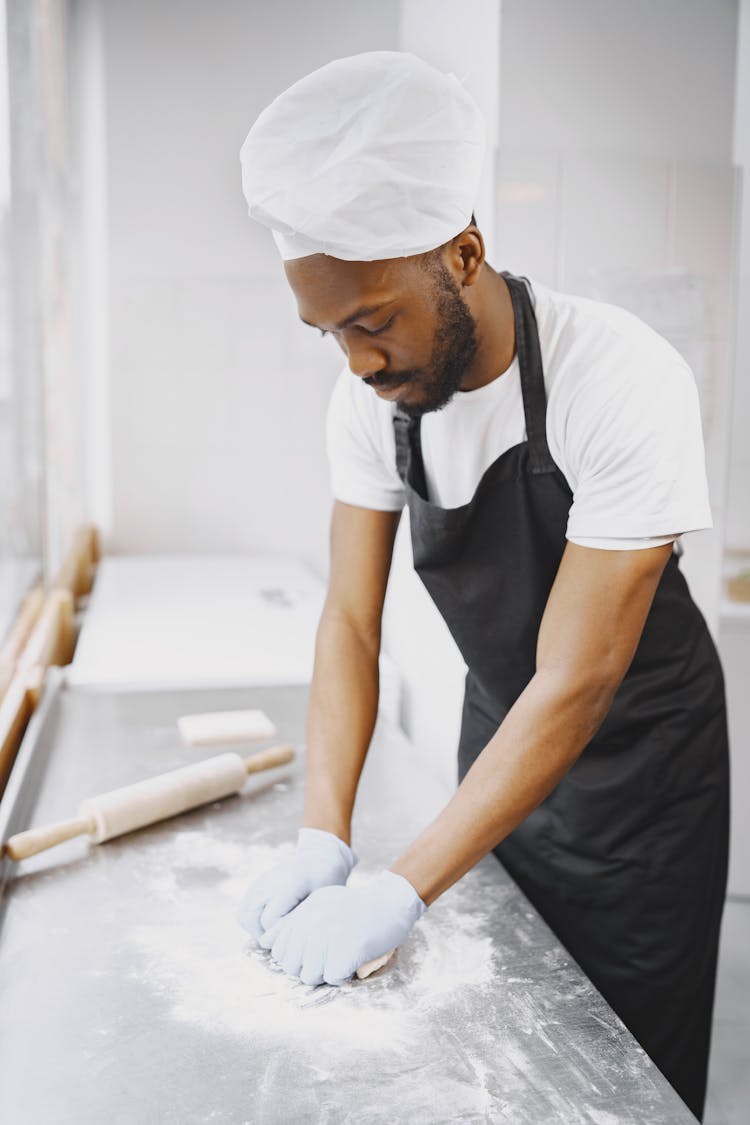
[285,251,479,418]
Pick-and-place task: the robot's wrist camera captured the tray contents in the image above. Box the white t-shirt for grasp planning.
[325,277,712,550]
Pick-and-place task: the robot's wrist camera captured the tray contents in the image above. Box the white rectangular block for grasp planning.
[178,709,277,747]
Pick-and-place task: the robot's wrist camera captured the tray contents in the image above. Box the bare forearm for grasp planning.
[390,668,614,903]
[303,610,380,844]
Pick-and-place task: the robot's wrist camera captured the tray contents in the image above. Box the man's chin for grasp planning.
[396,388,458,419]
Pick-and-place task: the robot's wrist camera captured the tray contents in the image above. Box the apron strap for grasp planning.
[393,410,411,484]
[393,408,428,495]
[502,273,558,475]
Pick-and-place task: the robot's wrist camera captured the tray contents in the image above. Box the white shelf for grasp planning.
[69,554,326,689]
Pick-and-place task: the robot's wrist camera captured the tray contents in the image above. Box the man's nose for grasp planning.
[342,336,388,380]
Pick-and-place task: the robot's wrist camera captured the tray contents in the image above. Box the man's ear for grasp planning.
[451,224,484,288]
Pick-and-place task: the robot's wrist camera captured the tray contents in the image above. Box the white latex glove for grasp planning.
[237,827,357,941]
[259,870,426,986]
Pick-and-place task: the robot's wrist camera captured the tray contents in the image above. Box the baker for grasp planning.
[236,52,729,1120]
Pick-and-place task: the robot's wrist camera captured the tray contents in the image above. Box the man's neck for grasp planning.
[460,266,516,392]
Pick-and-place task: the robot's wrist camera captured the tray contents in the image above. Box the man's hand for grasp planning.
[259,870,426,986]
[237,828,356,940]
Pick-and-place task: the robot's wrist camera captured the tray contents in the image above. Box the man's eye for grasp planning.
[316,316,394,339]
[367,316,395,336]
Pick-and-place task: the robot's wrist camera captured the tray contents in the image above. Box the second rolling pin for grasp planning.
[3,744,294,861]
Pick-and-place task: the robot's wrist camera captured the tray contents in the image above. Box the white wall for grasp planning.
[69,0,112,541]
[499,0,737,160]
[96,0,400,571]
[726,0,750,553]
[720,0,750,896]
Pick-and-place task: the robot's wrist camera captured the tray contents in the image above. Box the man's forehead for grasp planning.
[285,254,417,325]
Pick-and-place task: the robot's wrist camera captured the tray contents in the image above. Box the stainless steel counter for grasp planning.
[0,677,696,1124]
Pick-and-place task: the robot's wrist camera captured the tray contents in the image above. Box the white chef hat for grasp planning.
[239,51,485,262]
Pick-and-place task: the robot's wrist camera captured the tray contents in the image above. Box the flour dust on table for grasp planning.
[126,828,497,1053]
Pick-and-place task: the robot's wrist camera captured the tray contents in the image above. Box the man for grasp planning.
[237,52,728,1120]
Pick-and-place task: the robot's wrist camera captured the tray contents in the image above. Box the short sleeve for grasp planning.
[325,369,405,511]
[554,349,712,547]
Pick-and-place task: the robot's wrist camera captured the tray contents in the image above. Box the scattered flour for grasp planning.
[584,1110,626,1125]
[126,828,496,1053]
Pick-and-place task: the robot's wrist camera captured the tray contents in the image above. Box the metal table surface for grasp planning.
[0,677,696,1125]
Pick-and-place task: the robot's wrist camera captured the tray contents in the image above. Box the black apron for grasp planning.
[393,273,729,1121]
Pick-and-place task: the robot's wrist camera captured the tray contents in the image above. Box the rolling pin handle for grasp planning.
[356,949,396,980]
[242,744,295,774]
[4,815,96,861]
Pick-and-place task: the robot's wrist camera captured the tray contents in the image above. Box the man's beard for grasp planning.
[379,263,479,419]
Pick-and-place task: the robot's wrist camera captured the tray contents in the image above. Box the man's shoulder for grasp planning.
[329,366,396,431]
[326,366,405,508]
[532,277,687,373]
[533,278,700,463]
[327,366,399,467]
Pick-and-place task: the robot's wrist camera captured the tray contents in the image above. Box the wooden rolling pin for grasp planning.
[3,744,294,861]
[356,950,395,979]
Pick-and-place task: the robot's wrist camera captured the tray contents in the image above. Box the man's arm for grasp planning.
[303,500,401,845]
[390,540,674,903]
